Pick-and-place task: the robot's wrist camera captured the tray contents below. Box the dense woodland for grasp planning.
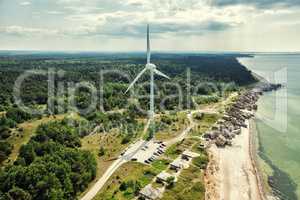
[0,52,256,200]
[0,119,96,200]
[0,53,256,112]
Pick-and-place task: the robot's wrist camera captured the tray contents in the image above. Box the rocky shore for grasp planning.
[204,83,282,200]
[203,82,282,148]
[203,90,258,148]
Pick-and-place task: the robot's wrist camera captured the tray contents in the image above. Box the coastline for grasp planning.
[204,85,283,200]
[254,117,298,200]
[249,119,266,199]
[249,119,276,200]
[205,119,264,200]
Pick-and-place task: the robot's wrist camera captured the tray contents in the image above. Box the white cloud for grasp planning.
[46,11,64,15]
[0,26,59,37]
[20,1,31,6]
[1,0,300,51]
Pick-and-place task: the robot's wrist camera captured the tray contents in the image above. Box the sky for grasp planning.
[0,0,300,52]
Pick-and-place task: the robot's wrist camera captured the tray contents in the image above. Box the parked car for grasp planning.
[149,157,154,162]
[131,158,137,161]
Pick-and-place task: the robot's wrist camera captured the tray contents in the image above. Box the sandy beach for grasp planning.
[205,120,265,200]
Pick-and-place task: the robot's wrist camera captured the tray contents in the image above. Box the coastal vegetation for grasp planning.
[0,53,256,113]
[93,161,167,200]
[0,119,96,200]
[161,164,205,200]
[0,53,257,199]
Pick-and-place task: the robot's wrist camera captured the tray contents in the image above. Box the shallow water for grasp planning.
[239,55,300,200]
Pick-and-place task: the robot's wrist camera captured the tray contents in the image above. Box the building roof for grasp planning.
[157,172,173,182]
[139,184,161,200]
[182,150,200,158]
[170,158,185,168]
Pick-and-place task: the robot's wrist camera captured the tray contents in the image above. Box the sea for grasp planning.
[239,55,300,200]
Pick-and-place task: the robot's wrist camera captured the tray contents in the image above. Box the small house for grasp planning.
[181,150,200,161]
[156,172,173,183]
[139,185,161,200]
[170,158,185,171]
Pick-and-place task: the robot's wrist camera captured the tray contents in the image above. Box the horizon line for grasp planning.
[1,50,300,54]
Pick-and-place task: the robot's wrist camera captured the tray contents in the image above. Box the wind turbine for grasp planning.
[125,24,170,138]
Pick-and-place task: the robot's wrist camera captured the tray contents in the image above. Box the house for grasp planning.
[181,150,200,161]
[139,184,161,200]
[215,135,227,147]
[156,172,173,183]
[170,158,185,171]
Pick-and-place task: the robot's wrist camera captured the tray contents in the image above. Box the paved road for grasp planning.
[80,109,216,200]
[80,140,149,200]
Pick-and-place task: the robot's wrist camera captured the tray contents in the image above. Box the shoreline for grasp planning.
[204,86,283,200]
[251,89,297,200]
[255,116,298,200]
[205,120,264,200]
[249,119,272,200]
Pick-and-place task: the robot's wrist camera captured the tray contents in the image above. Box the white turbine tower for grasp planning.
[125,24,170,138]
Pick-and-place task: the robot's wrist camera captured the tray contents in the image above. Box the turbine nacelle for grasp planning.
[125,64,170,94]
[146,63,156,70]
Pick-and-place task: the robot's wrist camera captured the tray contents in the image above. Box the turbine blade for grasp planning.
[147,24,151,64]
[154,69,170,79]
[125,67,148,93]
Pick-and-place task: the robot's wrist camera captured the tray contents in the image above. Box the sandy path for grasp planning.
[206,120,262,200]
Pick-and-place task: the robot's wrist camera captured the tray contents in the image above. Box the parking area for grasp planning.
[131,140,166,164]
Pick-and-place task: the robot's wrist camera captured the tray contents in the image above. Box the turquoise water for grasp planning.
[239,55,300,200]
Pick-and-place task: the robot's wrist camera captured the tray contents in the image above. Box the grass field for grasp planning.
[165,138,199,159]
[155,112,188,141]
[79,131,131,197]
[0,111,6,117]
[161,164,205,200]
[81,131,129,196]
[190,113,220,137]
[93,162,156,200]
[3,114,67,166]
[93,158,170,200]
[79,119,145,198]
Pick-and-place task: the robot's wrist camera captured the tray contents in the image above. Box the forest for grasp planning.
[0,53,256,112]
[0,52,256,200]
[0,119,96,200]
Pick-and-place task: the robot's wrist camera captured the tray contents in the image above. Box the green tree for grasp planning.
[7,187,32,200]
[166,176,175,189]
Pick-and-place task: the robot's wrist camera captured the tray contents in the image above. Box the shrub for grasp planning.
[7,187,32,200]
[6,108,32,124]
[0,120,97,200]
[119,182,128,191]
[166,176,175,189]
[98,147,106,157]
[193,154,209,169]
[121,135,131,144]
[0,141,12,163]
